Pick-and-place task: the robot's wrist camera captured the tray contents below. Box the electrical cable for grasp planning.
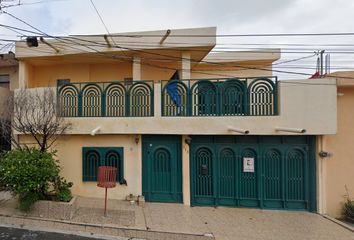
[1,12,353,82]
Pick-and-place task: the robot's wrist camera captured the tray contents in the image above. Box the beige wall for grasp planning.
[25,62,132,88]
[191,63,274,79]
[323,86,354,218]
[19,133,194,204]
[21,134,142,200]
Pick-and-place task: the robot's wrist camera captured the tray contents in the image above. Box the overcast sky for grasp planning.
[1,0,354,79]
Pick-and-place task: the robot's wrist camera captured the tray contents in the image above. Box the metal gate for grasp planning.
[190,136,316,211]
[142,135,183,203]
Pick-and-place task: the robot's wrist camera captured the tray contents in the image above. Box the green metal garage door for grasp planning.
[190,136,316,211]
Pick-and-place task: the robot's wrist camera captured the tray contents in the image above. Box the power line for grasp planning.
[0,0,68,8]
[89,0,113,41]
[3,24,354,55]
[273,54,317,65]
[70,32,354,38]
[1,13,353,82]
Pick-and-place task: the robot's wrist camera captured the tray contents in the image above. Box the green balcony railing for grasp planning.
[161,77,278,117]
[57,80,154,117]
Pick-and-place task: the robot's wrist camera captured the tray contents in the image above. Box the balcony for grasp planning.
[161,77,278,117]
[57,77,278,118]
[46,77,337,135]
[57,81,154,117]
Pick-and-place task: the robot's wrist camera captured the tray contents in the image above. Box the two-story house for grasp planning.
[0,52,17,151]
[13,27,337,214]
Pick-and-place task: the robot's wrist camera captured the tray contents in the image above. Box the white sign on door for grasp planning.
[243,157,255,172]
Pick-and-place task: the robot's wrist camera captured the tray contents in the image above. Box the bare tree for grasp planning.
[0,88,71,152]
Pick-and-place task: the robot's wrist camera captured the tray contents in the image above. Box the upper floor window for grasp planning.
[0,75,10,89]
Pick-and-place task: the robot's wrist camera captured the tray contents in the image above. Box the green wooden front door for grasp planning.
[142,135,182,203]
[190,136,316,211]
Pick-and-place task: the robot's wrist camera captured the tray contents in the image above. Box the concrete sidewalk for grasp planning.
[0,195,353,240]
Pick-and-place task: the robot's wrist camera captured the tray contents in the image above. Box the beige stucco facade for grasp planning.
[319,72,354,218]
[0,53,19,91]
[11,27,350,213]
[19,134,142,199]
[0,87,11,117]
[0,53,18,119]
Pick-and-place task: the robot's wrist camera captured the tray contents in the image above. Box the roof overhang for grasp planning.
[0,52,18,67]
[201,49,281,65]
[15,27,217,66]
[328,71,354,87]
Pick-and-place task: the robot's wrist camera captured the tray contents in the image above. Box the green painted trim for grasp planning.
[82,146,124,183]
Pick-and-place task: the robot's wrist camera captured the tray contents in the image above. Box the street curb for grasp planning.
[321,214,354,232]
[0,213,214,240]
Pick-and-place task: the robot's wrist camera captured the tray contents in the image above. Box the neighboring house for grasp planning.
[14,27,337,214]
[0,52,18,151]
[321,71,354,218]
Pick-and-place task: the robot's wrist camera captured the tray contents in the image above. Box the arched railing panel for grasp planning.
[220,79,246,116]
[81,84,102,117]
[58,84,79,117]
[248,78,276,116]
[105,83,126,117]
[162,80,189,116]
[191,80,217,116]
[128,82,153,117]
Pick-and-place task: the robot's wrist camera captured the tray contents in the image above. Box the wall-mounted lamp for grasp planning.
[185,136,192,145]
[337,93,345,97]
[90,126,101,136]
[275,127,306,134]
[319,151,331,158]
[134,135,140,144]
[227,126,250,134]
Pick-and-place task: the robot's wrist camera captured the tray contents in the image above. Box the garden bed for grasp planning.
[28,196,77,220]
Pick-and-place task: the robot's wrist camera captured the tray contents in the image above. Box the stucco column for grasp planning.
[132,56,141,81]
[180,52,191,206]
[182,135,191,206]
[154,82,161,117]
[317,135,328,214]
[18,61,29,89]
[181,52,191,80]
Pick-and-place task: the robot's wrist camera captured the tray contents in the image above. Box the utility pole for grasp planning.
[315,50,326,77]
[319,50,325,77]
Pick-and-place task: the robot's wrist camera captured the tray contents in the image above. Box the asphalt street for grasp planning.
[0,226,125,240]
